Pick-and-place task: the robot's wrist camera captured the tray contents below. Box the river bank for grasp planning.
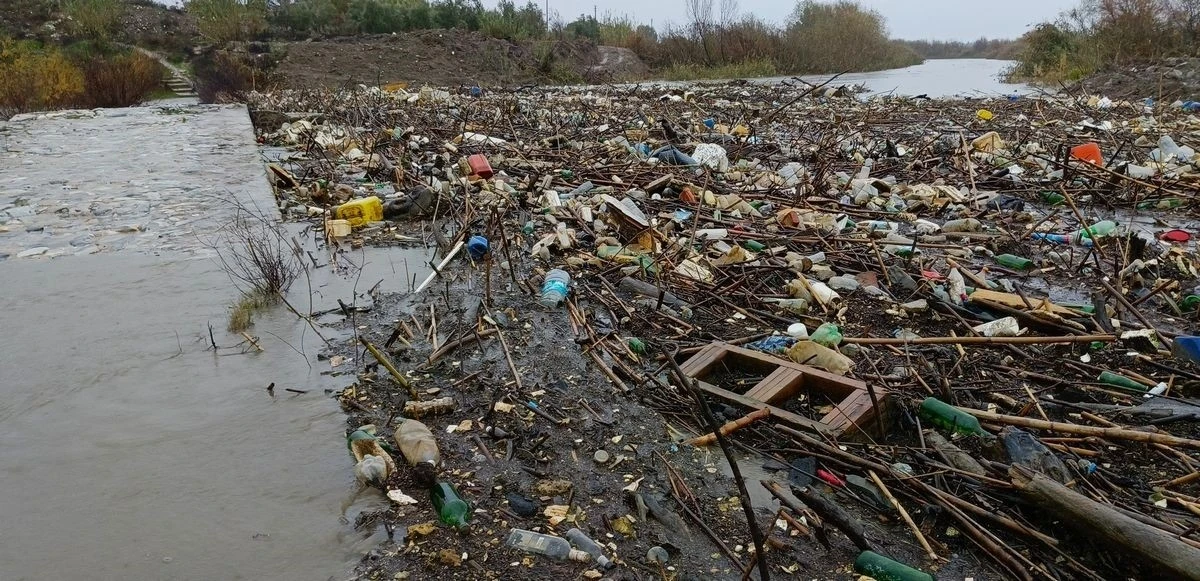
[247,81,1200,579]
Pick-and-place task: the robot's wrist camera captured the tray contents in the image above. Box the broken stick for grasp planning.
[687,409,770,446]
[359,337,419,400]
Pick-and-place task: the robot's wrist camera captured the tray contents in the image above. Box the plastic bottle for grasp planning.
[854,551,934,581]
[941,218,983,233]
[506,529,591,561]
[1073,220,1117,243]
[786,341,853,375]
[764,298,809,315]
[919,397,990,437]
[994,254,1033,270]
[466,235,490,260]
[1040,191,1066,206]
[431,481,471,528]
[810,323,843,348]
[394,420,440,484]
[1137,198,1183,210]
[565,528,613,569]
[539,269,571,308]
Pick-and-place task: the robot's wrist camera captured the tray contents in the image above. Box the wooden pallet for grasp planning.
[680,342,887,439]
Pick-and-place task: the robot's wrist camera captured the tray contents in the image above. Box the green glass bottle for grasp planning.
[431,481,471,528]
[1098,371,1148,393]
[1182,295,1200,312]
[919,397,990,437]
[994,254,1033,270]
[854,551,934,581]
[744,240,766,252]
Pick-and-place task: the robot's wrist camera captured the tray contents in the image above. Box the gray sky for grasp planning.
[521,0,1080,41]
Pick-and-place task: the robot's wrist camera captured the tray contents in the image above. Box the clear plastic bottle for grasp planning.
[394,419,440,486]
[539,269,571,308]
[506,529,591,561]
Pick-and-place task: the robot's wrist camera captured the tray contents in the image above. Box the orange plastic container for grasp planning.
[1071,142,1104,165]
[467,154,494,178]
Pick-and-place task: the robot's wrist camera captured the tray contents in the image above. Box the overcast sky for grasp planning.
[519,0,1081,41]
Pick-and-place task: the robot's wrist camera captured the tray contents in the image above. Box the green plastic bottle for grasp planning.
[1040,191,1065,206]
[1137,198,1183,210]
[919,397,990,437]
[431,481,471,528]
[810,323,843,348]
[1098,371,1148,393]
[994,254,1033,270]
[1074,220,1117,243]
[854,551,935,581]
[1183,295,1200,312]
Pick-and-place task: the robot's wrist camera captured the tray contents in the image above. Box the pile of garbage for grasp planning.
[248,81,1200,580]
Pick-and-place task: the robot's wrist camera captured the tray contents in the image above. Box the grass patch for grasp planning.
[228,289,274,332]
[660,59,778,81]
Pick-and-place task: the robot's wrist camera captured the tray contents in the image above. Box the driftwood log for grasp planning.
[1010,465,1200,579]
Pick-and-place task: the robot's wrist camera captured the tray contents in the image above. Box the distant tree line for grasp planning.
[898,38,1022,60]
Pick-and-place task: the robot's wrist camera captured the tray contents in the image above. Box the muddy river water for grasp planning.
[0,105,436,580]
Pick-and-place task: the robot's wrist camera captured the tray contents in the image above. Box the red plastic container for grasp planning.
[1071,142,1104,165]
[467,154,494,178]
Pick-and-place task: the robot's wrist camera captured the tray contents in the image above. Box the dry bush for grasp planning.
[77,51,163,108]
[193,49,270,103]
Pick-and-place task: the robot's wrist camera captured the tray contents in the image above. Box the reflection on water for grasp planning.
[763,59,1030,98]
[0,243,431,580]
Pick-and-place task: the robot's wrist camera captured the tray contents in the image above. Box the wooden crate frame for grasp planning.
[680,342,886,438]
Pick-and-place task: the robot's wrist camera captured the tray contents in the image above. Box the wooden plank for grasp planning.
[693,380,834,436]
[745,367,803,402]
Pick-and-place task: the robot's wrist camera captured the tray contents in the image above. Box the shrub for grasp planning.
[185,0,267,43]
[0,39,86,115]
[61,0,122,41]
[193,49,274,102]
[78,51,163,108]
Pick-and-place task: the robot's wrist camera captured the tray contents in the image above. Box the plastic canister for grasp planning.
[326,219,352,238]
[467,235,490,260]
[335,196,384,228]
[539,269,571,308]
[467,154,494,178]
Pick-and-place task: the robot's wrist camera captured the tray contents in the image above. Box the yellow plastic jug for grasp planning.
[335,196,383,228]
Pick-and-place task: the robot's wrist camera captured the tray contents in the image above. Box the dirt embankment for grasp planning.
[270,31,649,89]
[1078,57,1200,101]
